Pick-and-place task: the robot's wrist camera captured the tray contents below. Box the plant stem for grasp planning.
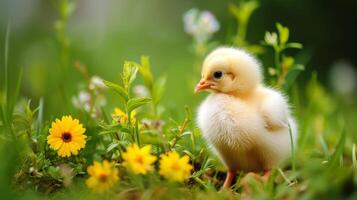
[238,20,247,43]
[274,47,281,73]
[4,22,10,106]
[135,121,141,147]
[171,117,190,150]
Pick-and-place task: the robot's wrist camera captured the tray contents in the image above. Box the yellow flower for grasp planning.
[86,160,119,193]
[159,152,193,182]
[112,107,137,125]
[122,144,157,174]
[47,116,86,157]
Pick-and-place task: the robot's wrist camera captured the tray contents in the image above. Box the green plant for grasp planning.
[263,23,304,91]
[229,0,263,54]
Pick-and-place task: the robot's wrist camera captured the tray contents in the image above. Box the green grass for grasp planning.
[1,1,357,200]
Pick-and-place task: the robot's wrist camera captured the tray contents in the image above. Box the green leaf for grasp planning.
[228,3,240,18]
[283,64,305,92]
[182,150,195,159]
[8,68,23,117]
[48,166,62,180]
[229,1,259,23]
[181,131,192,137]
[139,56,154,90]
[140,134,165,147]
[4,22,10,108]
[352,143,357,169]
[282,56,294,69]
[118,140,132,149]
[152,75,166,105]
[98,130,118,135]
[276,23,289,45]
[247,44,265,55]
[202,157,214,170]
[264,31,278,46]
[127,97,151,113]
[122,61,139,89]
[329,127,346,169]
[107,141,119,153]
[36,98,44,135]
[98,123,131,135]
[184,105,192,121]
[285,42,303,49]
[103,80,128,101]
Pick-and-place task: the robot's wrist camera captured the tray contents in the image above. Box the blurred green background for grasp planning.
[0,0,356,116]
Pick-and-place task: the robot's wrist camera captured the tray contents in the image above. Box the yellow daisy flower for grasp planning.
[159,151,193,182]
[112,107,137,125]
[47,116,86,157]
[122,144,157,174]
[86,160,119,193]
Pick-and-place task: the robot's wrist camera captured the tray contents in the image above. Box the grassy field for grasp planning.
[0,0,356,199]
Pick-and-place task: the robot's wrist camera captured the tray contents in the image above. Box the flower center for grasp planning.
[135,155,144,164]
[61,132,72,143]
[171,162,180,170]
[99,173,108,182]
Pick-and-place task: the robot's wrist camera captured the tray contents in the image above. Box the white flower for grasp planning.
[201,11,220,33]
[72,91,91,112]
[264,31,278,46]
[72,88,107,119]
[329,60,356,96]
[183,8,220,44]
[133,85,149,98]
[89,75,106,90]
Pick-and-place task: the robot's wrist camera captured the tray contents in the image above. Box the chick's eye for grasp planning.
[213,71,223,79]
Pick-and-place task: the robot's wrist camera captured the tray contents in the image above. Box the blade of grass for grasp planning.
[192,177,210,189]
[8,67,23,115]
[329,127,346,169]
[352,143,356,169]
[36,97,44,135]
[319,134,329,158]
[1,22,15,139]
[4,22,10,107]
[288,123,295,172]
[100,106,109,124]
[135,120,140,147]
[278,168,291,185]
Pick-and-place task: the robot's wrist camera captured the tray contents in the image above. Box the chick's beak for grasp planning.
[194,80,214,93]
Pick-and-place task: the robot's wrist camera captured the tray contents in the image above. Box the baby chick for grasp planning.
[195,47,297,188]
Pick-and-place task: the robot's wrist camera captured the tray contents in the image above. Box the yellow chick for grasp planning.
[195,47,297,188]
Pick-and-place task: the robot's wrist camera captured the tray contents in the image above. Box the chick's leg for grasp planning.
[239,171,272,196]
[243,170,272,183]
[223,170,236,188]
[262,170,272,182]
